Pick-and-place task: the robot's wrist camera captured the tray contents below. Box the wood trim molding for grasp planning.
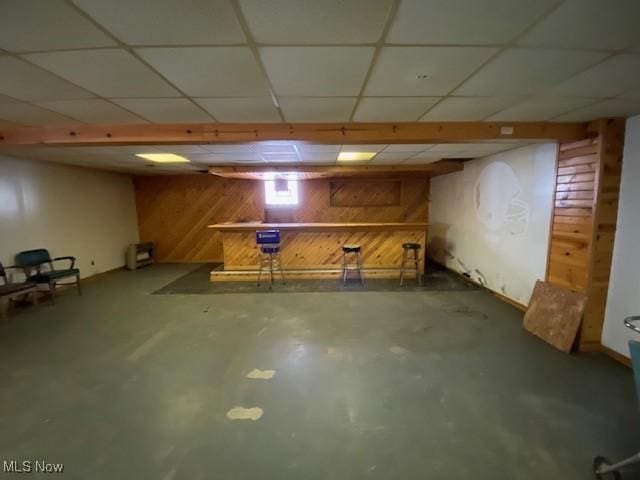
[208,163,464,179]
[0,121,590,146]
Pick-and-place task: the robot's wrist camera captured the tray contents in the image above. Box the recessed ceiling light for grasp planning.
[135,153,190,163]
[337,152,376,162]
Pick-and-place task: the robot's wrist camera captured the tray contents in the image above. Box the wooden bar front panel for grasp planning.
[221,229,426,272]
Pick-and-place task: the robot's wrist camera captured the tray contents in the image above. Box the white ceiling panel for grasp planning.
[299,152,338,162]
[0,0,115,52]
[365,47,498,96]
[0,57,93,101]
[73,0,245,45]
[239,0,392,44]
[297,144,341,153]
[456,48,607,96]
[207,153,263,163]
[518,0,640,51]
[420,97,513,121]
[340,144,386,153]
[250,143,297,154]
[37,99,146,123]
[487,97,598,121]
[550,55,640,98]
[370,152,413,163]
[261,47,374,96]
[383,144,433,153]
[279,97,356,122]
[458,143,521,156]
[387,0,557,45]
[260,152,299,163]
[196,97,280,122]
[137,47,270,97]
[23,49,179,97]
[353,97,439,122]
[553,99,640,122]
[0,102,78,125]
[112,98,213,123]
[184,153,228,164]
[203,144,257,153]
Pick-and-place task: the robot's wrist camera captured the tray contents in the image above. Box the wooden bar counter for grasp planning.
[208,222,428,281]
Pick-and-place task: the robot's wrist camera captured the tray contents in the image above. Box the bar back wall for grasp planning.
[133,176,430,263]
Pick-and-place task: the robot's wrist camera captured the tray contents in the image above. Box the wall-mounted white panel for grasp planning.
[428,144,556,304]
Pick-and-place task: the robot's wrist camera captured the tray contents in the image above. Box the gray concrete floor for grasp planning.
[0,264,637,480]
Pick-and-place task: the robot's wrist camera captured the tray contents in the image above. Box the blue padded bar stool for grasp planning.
[256,230,285,289]
[400,243,421,286]
[341,244,364,286]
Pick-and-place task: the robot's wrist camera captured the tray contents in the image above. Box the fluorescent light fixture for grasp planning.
[135,153,190,163]
[337,151,376,162]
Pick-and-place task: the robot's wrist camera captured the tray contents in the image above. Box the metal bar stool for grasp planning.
[341,244,364,285]
[400,243,421,286]
[256,230,285,289]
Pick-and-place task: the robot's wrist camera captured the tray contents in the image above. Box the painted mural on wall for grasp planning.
[428,144,556,305]
[474,161,530,236]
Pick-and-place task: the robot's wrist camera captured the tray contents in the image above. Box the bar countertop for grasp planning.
[208,222,429,232]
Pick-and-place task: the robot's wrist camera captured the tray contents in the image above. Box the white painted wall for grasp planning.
[0,155,139,278]
[602,115,640,358]
[428,144,557,305]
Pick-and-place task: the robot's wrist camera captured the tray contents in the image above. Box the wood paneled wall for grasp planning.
[134,176,429,262]
[546,118,625,348]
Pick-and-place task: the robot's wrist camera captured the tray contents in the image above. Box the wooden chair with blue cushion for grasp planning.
[0,262,39,319]
[15,249,81,303]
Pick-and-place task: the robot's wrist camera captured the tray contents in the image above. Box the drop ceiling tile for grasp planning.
[487,97,598,121]
[137,47,270,97]
[353,97,439,121]
[202,144,258,153]
[299,152,338,162]
[261,47,374,96]
[457,143,518,156]
[297,144,341,153]
[0,57,94,101]
[553,98,640,122]
[0,94,20,104]
[518,0,640,51]
[23,49,179,97]
[208,153,263,162]
[0,102,78,125]
[365,47,498,96]
[0,0,116,52]
[112,98,213,123]
[196,97,280,122]
[182,153,228,164]
[370,152,413,163]
[550,55,640,98]
[239,0,392,44]
[279,97,356,122]
[383,144,433,152]
[251,143,297,154]
[425,144,469,153]
[420,97,514,121]
[36,99,146,123]
[456,48,607,96]
[388,0,557,45]
[73,0,245,45]
[340,144,386,153]
[260,153,299,163]
[151,145,210,154]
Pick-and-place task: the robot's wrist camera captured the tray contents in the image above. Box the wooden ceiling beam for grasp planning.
[208,162,464,180]
[0,121,590,146]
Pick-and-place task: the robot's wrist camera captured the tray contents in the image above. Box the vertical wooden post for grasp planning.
[546,118,625,350]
